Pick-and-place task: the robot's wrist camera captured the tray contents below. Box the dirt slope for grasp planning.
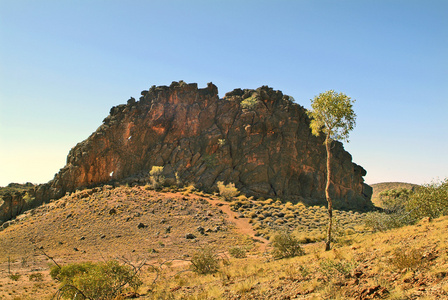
[0,186,258,299]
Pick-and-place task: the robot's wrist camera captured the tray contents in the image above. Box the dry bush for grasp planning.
[388,245,424,271]
[149,166,166,189]
[190,247,220,274]
[271,232,305,259]
[50,260,142,299]
[229,246,247,258]
[319,258,355,281]
[217,181,239,201]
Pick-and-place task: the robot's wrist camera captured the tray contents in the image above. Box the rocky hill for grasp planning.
[0,81,372,224]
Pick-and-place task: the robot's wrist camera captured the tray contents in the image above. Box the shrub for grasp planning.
[380,188,413,213]
[50,260,142,299]
[364,211,411,232]
[240,96,258,109]
[271,232,304,259]
[407,179,448,221]
[365,179,448,231]
[29,272,44,281]
[175,172,182,187]
[319,258,355,280]
[217,181,239,201]
[190,247,220,274]
[229,246,247,258]
[388,245,424,271]
[149,166,165,189]
[9,273,21,281]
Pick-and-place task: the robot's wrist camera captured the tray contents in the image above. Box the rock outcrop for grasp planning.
[1,81,372,224]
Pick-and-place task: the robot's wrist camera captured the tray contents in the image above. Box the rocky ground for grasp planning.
[1,185,447,299]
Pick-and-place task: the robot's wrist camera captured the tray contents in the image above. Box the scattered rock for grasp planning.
[137,223,146,229]
[121,291,139,299]
[185,233,196,239]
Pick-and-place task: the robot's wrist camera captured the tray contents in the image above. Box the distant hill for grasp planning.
[370,182,419,207]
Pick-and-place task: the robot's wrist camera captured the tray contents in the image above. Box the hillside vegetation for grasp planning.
[0,183,35,197]
[0,181,447,299]
[370,182,418,207]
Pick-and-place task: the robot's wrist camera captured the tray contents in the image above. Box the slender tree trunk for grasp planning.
[325,134,333,251]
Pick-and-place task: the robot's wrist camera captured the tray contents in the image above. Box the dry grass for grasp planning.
[1,186,447,299]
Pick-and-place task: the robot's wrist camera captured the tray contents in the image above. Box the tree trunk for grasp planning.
[325,134,333,251]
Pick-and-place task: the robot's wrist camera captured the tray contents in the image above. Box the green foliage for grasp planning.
[407,178,448,220]
[364,211,411,232]
[23,192,36,207]
[306,90,356,143]
[379,188,413,213]
[9,273,21,281]
[29,272,44,281]
[240,96,258,109]
[50,260,142,299]
[190,247,220,274]
[365,179,448,231]
[217,181,239,201]
[217,139,226,146]
[319,258,355,280]
[149,166,165,189]
[229,246,247,258]
[307,90,356,251]
[271,232,304,259]
[0,182,34,196]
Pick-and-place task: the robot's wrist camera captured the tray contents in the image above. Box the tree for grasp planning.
[307,90,356,251]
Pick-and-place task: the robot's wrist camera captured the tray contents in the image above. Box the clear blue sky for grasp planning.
[1,0,447,187]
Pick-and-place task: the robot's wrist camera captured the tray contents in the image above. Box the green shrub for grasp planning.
[229,246,247,259]
[240,96,258,109]
[9,273,21,281]
[217,181,239,201]
[271,232,304,259]
[29,272,44,281]
[319,258,355,280]
[380,188,413,213]
[364,211,411,232]
[50,260,142,299]
[149,166,165,189]
[190,247,220,274]
[366,179,448,231]
[407,179,448,220]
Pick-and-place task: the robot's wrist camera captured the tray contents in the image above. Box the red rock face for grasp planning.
[1,81,373,224]
[50,81,372,207]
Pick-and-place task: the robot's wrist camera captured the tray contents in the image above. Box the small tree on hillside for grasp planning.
[307,90,356,251]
